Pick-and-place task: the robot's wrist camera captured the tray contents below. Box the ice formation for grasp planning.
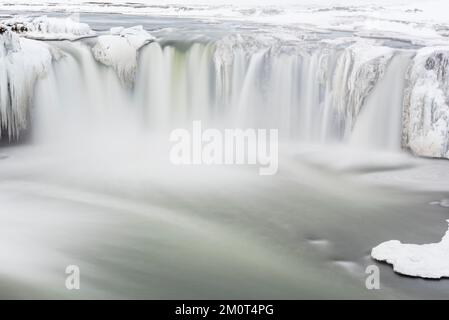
[371,220,449,279]
[329,43,395,137]
[0,30,52,139]
[92,26,155,87]
[403,47,449,158]
[0,15,95,40]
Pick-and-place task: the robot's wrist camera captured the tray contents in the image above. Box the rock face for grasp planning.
[402,48,449,158]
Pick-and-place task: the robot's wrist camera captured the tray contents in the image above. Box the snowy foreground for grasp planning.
[372,221,449,279]
[1,1,449,283]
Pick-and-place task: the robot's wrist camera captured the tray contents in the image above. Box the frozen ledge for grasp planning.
[371,220,449,279]
[0,15,95,40]
[92,25,155,87]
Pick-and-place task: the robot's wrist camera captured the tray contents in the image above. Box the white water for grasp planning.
[350,52,413,150]
[25,37,413,152]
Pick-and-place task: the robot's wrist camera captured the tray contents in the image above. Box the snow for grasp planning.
[1,1,449,45]
[0,15,95,40]
[372,220,449,279]
[92,26,155,87]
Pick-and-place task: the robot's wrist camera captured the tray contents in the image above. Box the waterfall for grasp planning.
[135,42,216,130]
[3,25,443,157]
[350,52,413,150]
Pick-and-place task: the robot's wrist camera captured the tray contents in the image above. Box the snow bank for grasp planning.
[371,220,449,279]
[0,31,53,139]
[402,47,449,158]
[0,15,95,40]
[92,26,155,87]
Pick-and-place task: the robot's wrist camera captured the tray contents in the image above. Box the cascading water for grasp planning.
[350,52,413,150]
[25,34,420,153]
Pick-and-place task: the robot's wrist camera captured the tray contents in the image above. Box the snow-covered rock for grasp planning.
[402,47,449,158]
[0,31,53,139]
[371,220,449,279]
[92,25,155,87]
[1,15,95,40]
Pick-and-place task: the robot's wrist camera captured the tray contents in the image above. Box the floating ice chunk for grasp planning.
[92,25,155,87]
[371,220,449,279]
[1,15,95,40]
